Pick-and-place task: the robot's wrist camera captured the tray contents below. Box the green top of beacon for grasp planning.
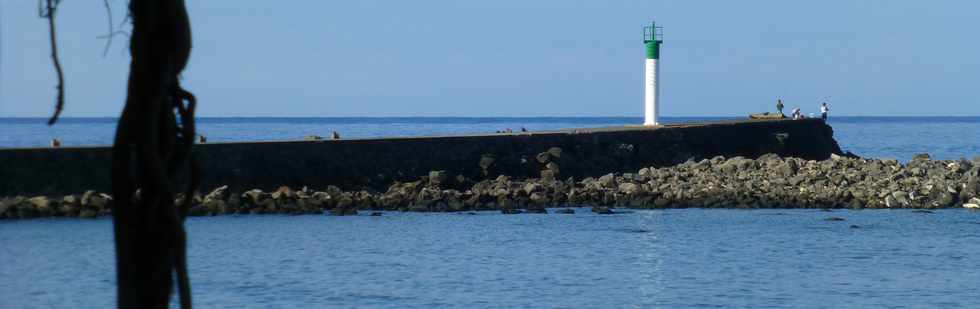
[644,21,663,59]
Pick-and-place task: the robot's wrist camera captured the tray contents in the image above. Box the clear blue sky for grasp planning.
[2,0,979,117]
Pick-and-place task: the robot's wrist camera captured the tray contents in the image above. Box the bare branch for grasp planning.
[119,7,131,29]
[43,0,65,126]
[96,30,131,39]
[101,0,114,57]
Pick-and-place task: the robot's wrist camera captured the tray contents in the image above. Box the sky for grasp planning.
[1,0,979,117]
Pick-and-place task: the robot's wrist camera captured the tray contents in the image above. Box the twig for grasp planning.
[97,30,131,39]
[101,0,113,57]
[43,0,65,126]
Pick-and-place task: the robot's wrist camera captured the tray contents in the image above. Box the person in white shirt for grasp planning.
[820,102,829,120]
[791,108,802,120]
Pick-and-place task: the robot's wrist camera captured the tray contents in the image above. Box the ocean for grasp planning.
[2,209,980,308]
[2,117,980,308]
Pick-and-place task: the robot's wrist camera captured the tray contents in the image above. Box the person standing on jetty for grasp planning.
[776,99,785,115]
[820,102,829,120]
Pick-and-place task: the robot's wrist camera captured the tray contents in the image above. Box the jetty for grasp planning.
[0,119,841,197]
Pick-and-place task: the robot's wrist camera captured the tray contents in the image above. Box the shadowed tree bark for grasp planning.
[106,0,196,308]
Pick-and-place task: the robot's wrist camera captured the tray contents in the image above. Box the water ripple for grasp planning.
[2,209,980,307]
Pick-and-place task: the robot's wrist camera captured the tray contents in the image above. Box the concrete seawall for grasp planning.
[0,119,842,196]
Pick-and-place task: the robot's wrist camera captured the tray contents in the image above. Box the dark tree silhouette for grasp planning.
[41,0,65,125]
[43,0,197,308]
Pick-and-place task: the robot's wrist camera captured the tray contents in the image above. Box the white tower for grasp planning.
[643,22,663,126]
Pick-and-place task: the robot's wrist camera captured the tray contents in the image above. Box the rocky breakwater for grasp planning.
[3,153,980,219]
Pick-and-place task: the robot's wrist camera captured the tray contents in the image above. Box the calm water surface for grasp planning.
[3,209,980,308]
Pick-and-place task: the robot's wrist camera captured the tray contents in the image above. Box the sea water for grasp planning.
[2,210,980,308]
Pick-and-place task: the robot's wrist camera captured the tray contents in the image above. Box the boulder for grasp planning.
[272,186,295,201]
[312,191,333,203]
[201,186,231,214]
[351,191,375,211]
[331,193,357,215]
[428,170,447,185]
[0,198,12,219]
[445,192,466,212]
[81,190,109,211]
[547,147,562,158]
[618,183,640,195]
[325,185,343,197]
[30,196,55,217]
[523,182,544,195]
[540,170,556,182]
[757,153,782,163]
[638,167,653,177]
[911,153,931,161]
[330,196,358,215]
[241,189,261,202]
[8,197,35,219]
[204,185,230,202]
[545,162,560,174]
[709,156,726,164]
[529,192,549,205]
[947,162,965,173]
[54,195,79,217]
[598,174,616,188]
[175,192,203,209]
[891,191,910,207]
[965,198,980,209]
[781,160,799,177]
[567,189,584,205]
[535,152,551,164]
[241,189,272,213]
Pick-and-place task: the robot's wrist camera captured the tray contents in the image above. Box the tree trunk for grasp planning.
[110,0,195,308]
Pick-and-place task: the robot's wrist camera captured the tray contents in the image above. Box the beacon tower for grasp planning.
[643,22,663,126]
